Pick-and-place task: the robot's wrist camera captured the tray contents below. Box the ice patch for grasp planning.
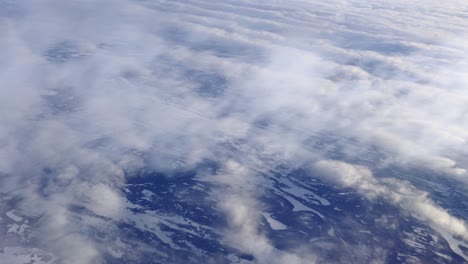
[6,211,23,222]
[276,177,331,206]
[262,213,287,230]
[436,227,468,262]
[280,194,325,219]
[7,223,28,235]
[141,189,156,201]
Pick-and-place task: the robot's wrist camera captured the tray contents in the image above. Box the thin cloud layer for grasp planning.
[1,0,468,263]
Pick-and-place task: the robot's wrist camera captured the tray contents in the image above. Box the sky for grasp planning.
[1,0,468,263]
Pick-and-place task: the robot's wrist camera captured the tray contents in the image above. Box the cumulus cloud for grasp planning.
[313,160,468,239]
[212,161,316,264]
[1,0,468,263]
[312,160,468,261]
[220,194,314,264]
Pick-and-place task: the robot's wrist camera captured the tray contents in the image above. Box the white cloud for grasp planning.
[312,160,468,260]
[1,0,468,262]
[215,161,316,264]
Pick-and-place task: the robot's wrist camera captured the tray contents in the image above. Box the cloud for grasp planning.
[312,160,468,261]
[1,0,468,263]
[214,161,316,264]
